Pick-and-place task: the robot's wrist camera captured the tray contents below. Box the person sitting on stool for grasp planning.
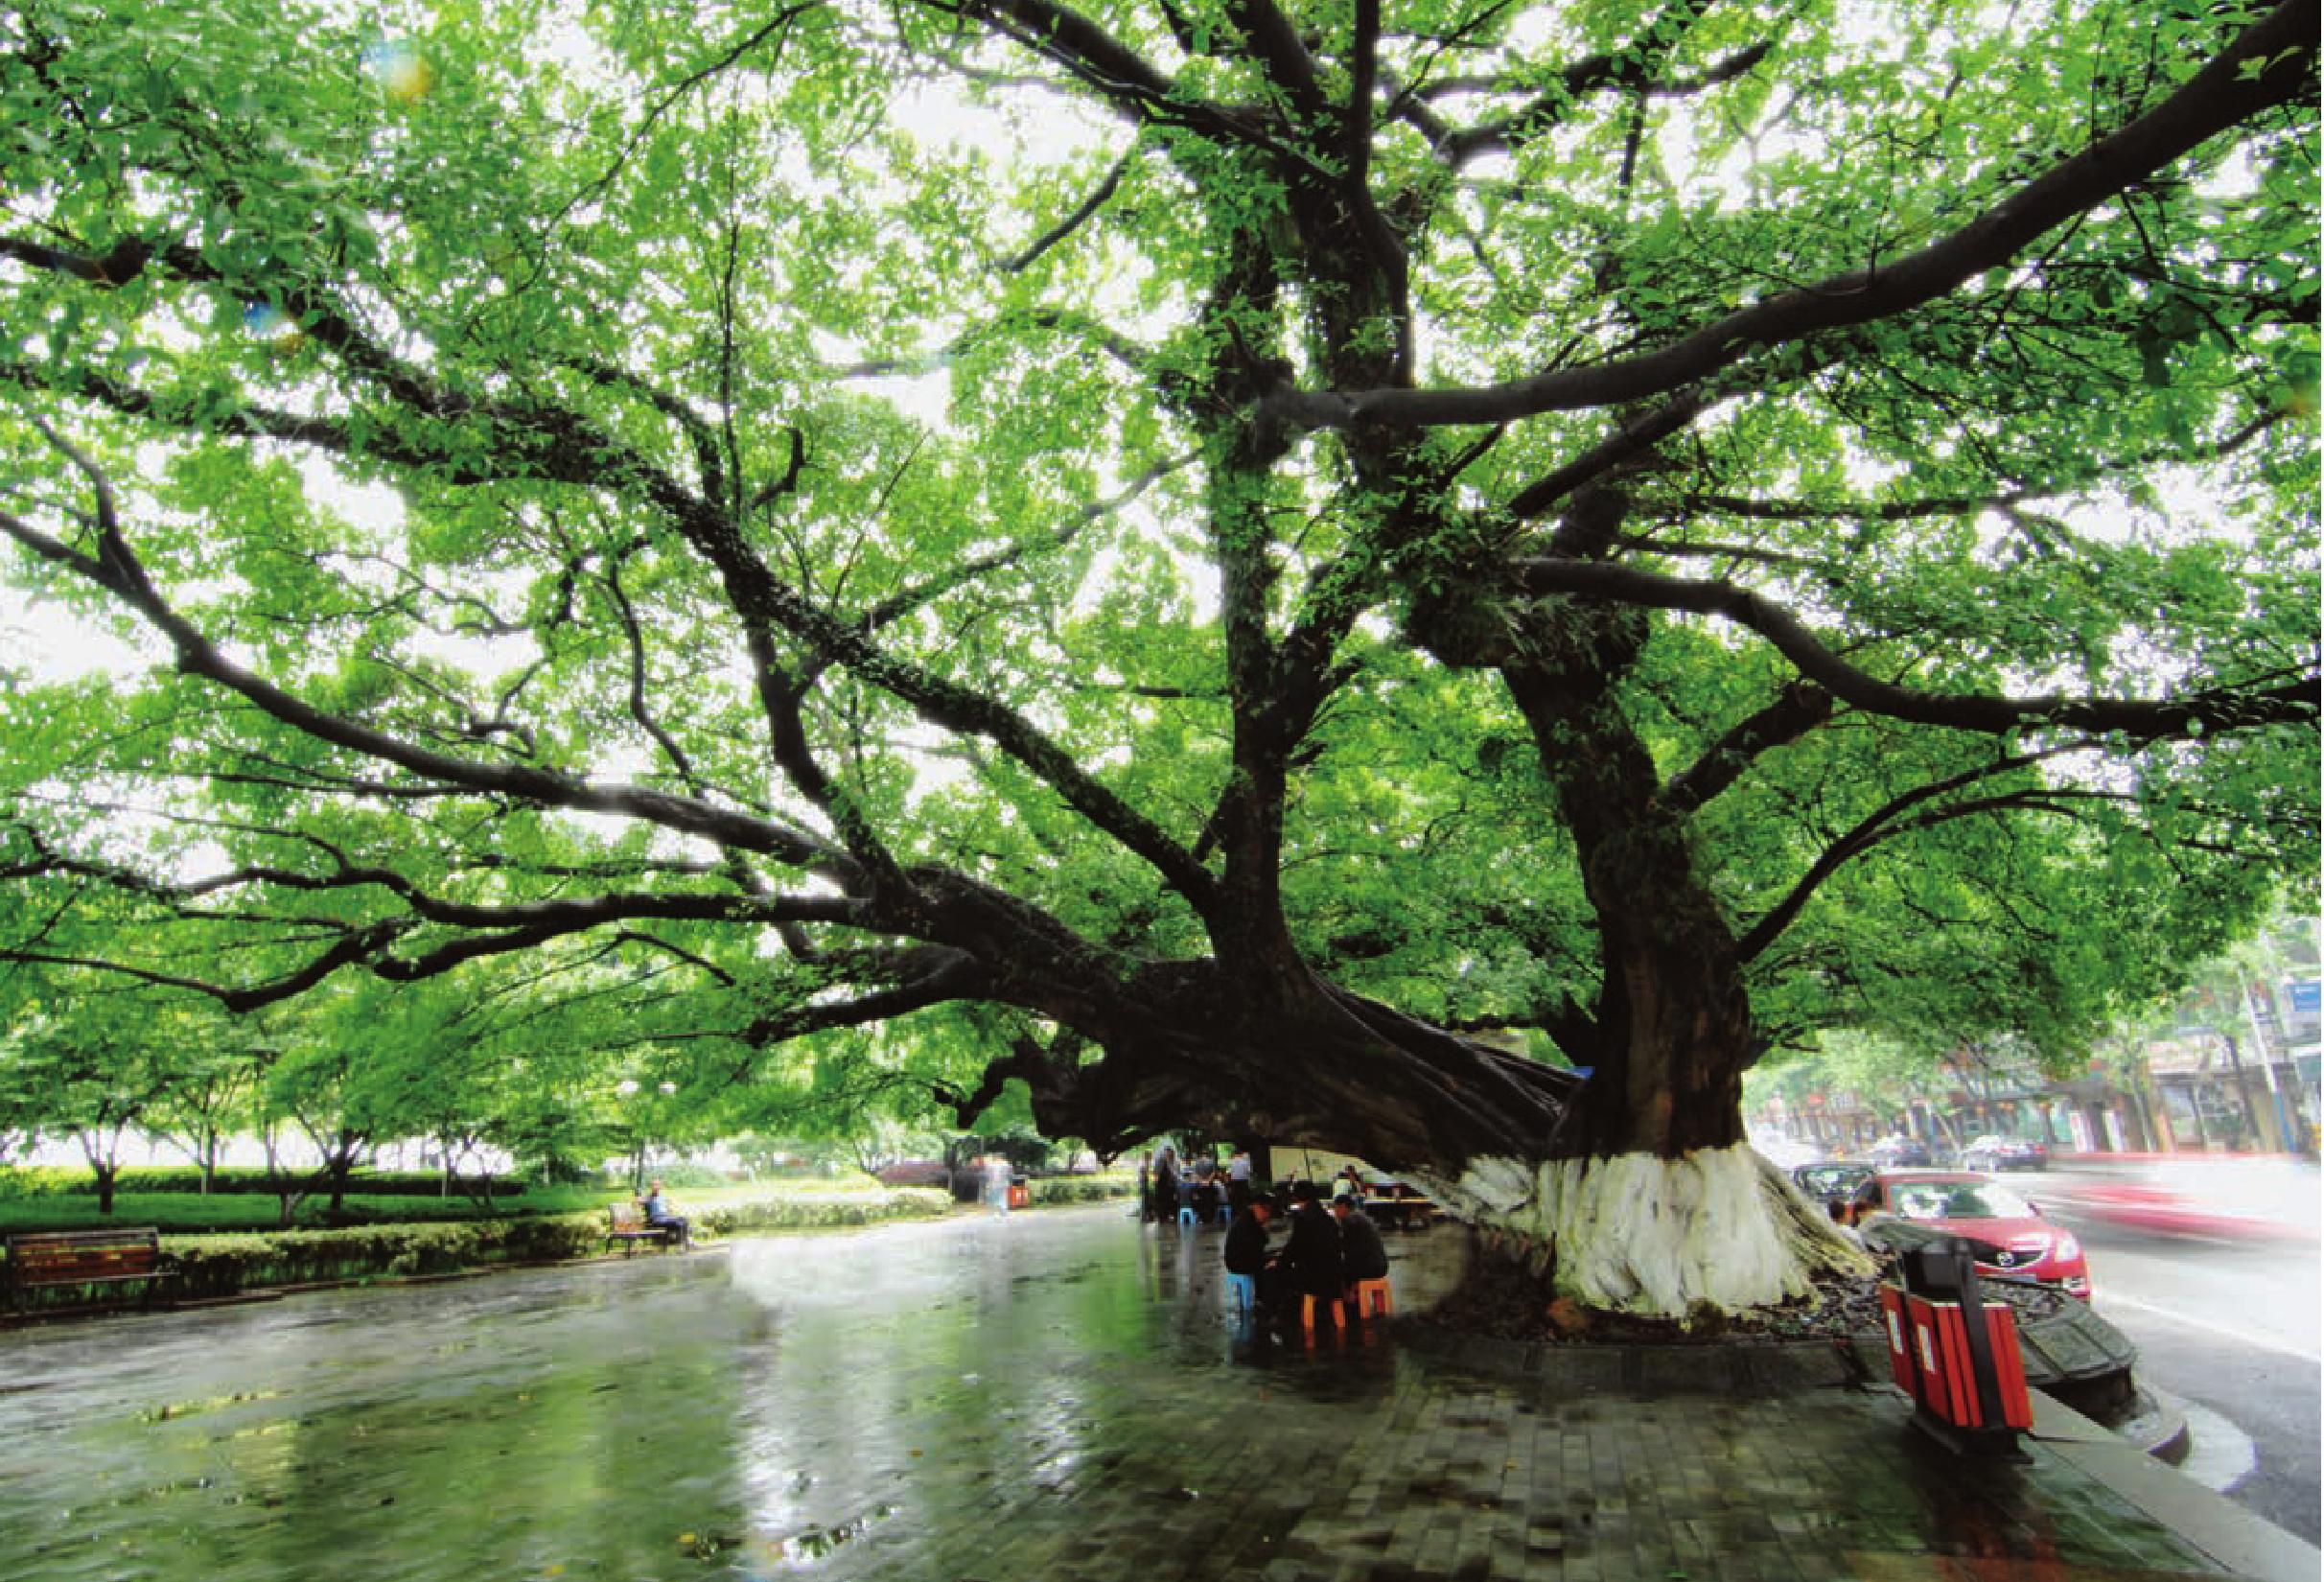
[1272,1181,1343,1327]
[1332,1194,1387,1287]
[1223,1192,1276,1298]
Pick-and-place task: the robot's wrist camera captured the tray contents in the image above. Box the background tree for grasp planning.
[0,0,2313,1314]
[0,1033,30,1166]
[144,1016,263,1195]
[0,979,188,1212]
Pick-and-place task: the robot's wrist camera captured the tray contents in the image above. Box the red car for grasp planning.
[2052,1180,2315,1242]
[1855,1170,2093,1299]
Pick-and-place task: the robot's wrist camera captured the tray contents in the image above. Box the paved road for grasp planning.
[2037,1158,2320,1546]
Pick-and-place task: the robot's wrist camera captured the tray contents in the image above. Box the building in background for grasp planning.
[1748,942,2321,1160]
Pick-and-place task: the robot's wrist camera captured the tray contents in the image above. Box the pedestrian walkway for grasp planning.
[0,1204,2312,1581]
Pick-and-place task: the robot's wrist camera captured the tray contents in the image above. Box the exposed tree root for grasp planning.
[1416,1146,1875,1319]
[1429,1236,1890,1344]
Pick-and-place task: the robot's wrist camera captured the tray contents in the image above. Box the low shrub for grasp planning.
[0,1166,94,1199]
[757,1170,887,1193]
[161,1216,605,1300]
[691,1188,951,1235]
[1027,1174,1135,1206]
[619,1161,730,1189]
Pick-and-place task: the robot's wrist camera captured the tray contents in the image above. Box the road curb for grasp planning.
[2103,1382,2192,1464]
[2028,1387,2318,1582]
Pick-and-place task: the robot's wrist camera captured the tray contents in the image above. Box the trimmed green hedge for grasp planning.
[0,1166,524,1198]
[161,1217,606,1301]
[0,1189,607,1237]
[146,1191,956,1301]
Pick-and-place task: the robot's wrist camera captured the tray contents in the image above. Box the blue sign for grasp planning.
[2290,980,2321,1015]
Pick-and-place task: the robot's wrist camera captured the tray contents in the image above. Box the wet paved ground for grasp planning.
[0,1205,2251,1580]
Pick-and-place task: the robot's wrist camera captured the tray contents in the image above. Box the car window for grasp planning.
[1798,1165,1869,1196]
[1950,1181,2034,1216]
[1892,1180,2034,1220]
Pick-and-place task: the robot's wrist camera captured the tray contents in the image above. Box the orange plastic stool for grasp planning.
[1347,1277,1393,1319]
[1300,1293,1343,1340]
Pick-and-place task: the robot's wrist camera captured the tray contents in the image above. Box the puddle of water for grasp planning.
[775,1501,896,1561]
[137,1388,283,1424]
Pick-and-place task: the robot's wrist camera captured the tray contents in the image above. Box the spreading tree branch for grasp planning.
[1509,556,2321,738]
[1663,682,1835,815]
[1734,748,2137,964]
[1000,153,1133,273]
[0,479,849,874]
[1267,1,2313,432]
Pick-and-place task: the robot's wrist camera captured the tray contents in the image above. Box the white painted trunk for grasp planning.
[1415,1145,1875,1319]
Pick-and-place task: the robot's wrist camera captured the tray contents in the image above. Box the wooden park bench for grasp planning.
[4,1227,180,1313]
[604,1201,684,1256]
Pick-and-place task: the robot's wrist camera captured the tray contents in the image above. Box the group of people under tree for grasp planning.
[1144,1144,1404,1230]
[1221,1180,1391,1331]
[1141,1143,1257,1224]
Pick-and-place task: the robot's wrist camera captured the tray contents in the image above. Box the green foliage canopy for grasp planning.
[0,0,2313,1165]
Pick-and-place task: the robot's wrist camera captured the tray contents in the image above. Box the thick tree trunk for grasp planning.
[323,1129,364,1216]
[78,1130,122,1216]
[1497,605,1759,1156]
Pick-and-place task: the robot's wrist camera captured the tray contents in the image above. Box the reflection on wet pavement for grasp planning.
[0,1205,2223,1580]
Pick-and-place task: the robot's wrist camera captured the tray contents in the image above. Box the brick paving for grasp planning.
[720,1214,2240,1581]
[845,1333,2227,1582]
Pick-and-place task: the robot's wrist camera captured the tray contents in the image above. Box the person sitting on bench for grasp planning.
[638,1178,691,1249]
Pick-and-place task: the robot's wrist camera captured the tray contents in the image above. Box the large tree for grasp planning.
[0,0,2314,1314]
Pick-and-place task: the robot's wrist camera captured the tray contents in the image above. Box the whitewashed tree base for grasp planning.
[1412,1145,1874,1320]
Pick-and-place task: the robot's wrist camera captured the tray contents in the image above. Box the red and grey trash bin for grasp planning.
[1006,1182,1029,1210]
[1878,1238,2033,1455]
